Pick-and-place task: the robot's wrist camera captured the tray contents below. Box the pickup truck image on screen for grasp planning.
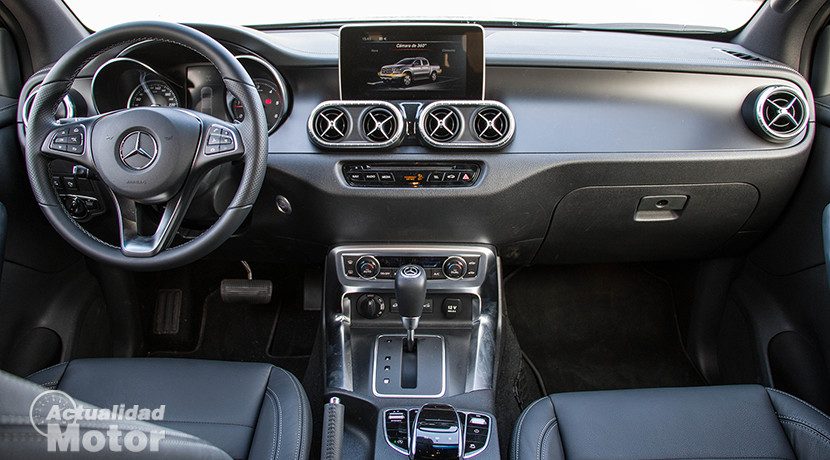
[379,57,441,86]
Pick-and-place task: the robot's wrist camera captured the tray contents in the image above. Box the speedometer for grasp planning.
[227,78,286,132]
[128,80,179,108]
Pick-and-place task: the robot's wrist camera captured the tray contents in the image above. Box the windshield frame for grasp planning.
[61,0,767,35]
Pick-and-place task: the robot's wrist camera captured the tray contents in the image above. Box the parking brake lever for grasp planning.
[321,397,344,460]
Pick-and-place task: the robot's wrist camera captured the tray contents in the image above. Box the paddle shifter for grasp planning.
[395,264,427,352]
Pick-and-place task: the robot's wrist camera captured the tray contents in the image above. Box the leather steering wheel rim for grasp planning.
[24,21,268,271]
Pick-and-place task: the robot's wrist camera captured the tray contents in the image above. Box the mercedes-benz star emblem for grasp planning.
[119,131,158,170]
[401,265,421,277]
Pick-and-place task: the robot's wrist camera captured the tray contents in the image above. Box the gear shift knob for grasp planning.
[395,264,427,351]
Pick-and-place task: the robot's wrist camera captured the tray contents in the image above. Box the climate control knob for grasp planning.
[356,256,381,279]
[442,256,468,280]
[356,294,385,319]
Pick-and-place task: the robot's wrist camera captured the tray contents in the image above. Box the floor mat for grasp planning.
[147,264,319,380]
[506,264,704,393]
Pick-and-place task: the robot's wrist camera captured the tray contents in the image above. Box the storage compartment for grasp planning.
[535,183,759,263]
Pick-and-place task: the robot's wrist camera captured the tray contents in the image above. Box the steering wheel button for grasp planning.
[51,143,67,151]
[54,136,69,144]
[67,145,83,154]
[55,128,69,137]
[67,135,82,145]
[205,145,220,155]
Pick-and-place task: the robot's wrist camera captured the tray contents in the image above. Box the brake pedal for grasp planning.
[220,261,273,304]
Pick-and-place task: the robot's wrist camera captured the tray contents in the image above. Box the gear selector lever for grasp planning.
[395,264,427,352]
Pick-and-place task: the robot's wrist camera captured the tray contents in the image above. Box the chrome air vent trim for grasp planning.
[361,107,399,143]
[423,106,462,143]
[418,101,515,149]
[308,100,404,149]
[744,86,808,143]
[473,107,510,142]
[313,106,350,142]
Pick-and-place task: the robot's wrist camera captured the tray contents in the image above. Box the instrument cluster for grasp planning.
[91,44,290,133]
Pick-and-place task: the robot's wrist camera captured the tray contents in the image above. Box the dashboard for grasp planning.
[15,23,816,267]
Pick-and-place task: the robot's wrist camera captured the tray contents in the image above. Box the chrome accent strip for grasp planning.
[90,57,168,114]
[372,334,446,398]
[328,294,354,392]
[231,54,291,134]
[465,257,501,393]
[418,100,515,149]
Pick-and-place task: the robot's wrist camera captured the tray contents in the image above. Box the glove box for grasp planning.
[535,183,759,263]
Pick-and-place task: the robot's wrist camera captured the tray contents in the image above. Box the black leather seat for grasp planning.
[512,385,830,460]
[0,358,311,459]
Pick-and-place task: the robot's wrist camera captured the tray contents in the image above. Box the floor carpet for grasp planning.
[506,264,705,393]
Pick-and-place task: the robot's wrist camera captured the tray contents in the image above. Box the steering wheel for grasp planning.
[24,22,268,271]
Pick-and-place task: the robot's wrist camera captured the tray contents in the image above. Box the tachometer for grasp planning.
[128,80,179,108]
[227,78,286,132]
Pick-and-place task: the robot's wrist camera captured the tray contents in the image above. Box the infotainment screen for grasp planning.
[339,24,484,101]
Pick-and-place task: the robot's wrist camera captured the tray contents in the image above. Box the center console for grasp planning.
[323,244,501,459]
[319,22,505,460]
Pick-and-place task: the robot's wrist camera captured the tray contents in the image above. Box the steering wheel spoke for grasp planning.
[112,168,205,258]
[39,115,103,170]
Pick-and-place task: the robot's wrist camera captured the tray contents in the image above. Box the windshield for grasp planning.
[62,0,765,32]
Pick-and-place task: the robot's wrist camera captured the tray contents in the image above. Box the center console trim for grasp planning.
[383,408,494,458]
[372,334,446,398]
[325,245,500,395]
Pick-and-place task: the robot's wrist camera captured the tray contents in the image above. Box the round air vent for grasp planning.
[744,86,808,142]
[423,107,461,142]
[313,107,350,142]
[473,107,510,142]
[361,107,398,142]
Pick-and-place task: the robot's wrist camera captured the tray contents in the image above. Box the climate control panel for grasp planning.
[342,254,480,280]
